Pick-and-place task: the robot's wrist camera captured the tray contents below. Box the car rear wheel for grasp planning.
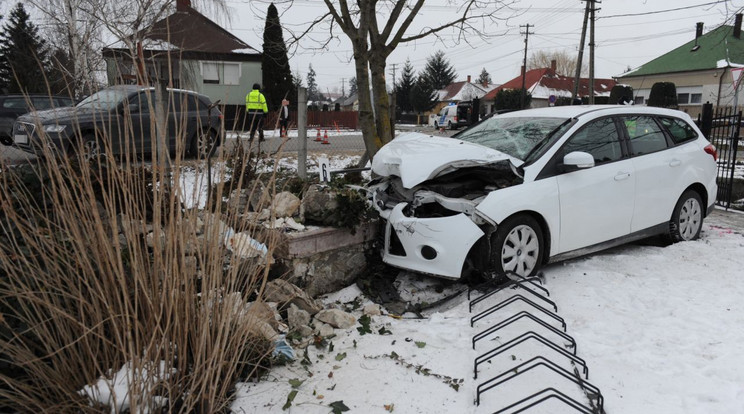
[669,190,703,242]
[447,121,453,130]
[491,214,544,277]
[190,129,217,159]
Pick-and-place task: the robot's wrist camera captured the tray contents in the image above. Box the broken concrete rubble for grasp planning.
[314,308,356,329]
[287,304,311,330]
[363,303,382,316]
[271,191,301,218]
[312,321,335,337]
[263,279,323,315]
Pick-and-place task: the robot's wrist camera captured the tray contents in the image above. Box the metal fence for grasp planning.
[698,103,742,209]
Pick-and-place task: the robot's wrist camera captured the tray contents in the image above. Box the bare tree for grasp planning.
[280,0,516,159]
[527,50,588,77]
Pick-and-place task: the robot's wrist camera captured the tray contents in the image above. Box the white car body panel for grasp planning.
[372,132,521,188]
[382,203,484,278]
[555,160,636,252]
[370,106,718,280]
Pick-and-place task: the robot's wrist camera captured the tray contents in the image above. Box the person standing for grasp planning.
[279,98,290,138]
[245,83,268,142]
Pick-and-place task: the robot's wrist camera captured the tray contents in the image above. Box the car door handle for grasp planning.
[669,159,682,167]
[614,171,631,181]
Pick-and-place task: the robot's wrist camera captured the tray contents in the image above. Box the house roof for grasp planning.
[438,81,490,101]
[618,24,744,78]
[136,4,259,55]
[483,68,615,100]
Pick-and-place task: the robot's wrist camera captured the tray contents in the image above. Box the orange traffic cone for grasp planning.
[321,130,330,145]
[315,128,322,142]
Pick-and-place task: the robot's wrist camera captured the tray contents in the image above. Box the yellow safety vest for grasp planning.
[246,89,268,113]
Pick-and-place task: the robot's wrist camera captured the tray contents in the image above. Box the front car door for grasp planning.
[553,116,636,252]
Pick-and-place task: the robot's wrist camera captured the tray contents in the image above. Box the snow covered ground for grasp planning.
[232,209,744,414]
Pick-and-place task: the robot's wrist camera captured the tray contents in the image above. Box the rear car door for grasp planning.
[623,115,697,232]
[553,116,636,252]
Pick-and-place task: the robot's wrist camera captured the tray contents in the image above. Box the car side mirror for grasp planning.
[561,151,595,172]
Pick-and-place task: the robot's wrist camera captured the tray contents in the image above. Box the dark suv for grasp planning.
[11,85,223,159]
[0,94,75,145]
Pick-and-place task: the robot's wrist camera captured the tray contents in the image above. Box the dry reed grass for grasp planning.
[0,92,283,412]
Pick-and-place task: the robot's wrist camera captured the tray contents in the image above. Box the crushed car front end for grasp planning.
[368,132,524,279]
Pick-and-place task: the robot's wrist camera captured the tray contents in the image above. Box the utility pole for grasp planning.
[520,24,534,109]
[341,78,346,97]
[390,63,398,87]
[572,0,590,104]
[589,0,599,105]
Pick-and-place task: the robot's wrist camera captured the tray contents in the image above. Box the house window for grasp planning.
[223,62,240,85]
[677,93,689,104]
[634,96,645,105]
[690,93,702,104]
[201,61,241,85]
[202,62,219,84]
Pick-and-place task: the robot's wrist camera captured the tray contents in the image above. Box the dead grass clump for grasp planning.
[0,108,281,412]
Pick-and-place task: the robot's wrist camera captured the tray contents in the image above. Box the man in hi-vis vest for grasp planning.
[245,83,268,142]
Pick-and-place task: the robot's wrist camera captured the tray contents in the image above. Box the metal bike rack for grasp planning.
[472,311,576,351]
[476,356,603,411]
[470,279,556,314]
[473,331,589,380]
[471,294,565,329]
[493,387,597,414]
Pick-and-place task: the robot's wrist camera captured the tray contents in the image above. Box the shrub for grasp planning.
[0,109,279,412]
[647,82,678,108]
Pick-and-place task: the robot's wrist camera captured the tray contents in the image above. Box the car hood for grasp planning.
[17,106,104,123]
[372,132,523,188]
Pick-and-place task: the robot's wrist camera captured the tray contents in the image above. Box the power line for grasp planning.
[597,0,729,20]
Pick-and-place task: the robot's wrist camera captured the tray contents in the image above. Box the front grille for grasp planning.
[388,225,406,256]
[15,122,35,137]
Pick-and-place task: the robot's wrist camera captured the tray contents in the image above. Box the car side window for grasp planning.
[659,117,698,144]
[561,117,622,165]
[622,115,668,155]
[131,93,152,114]
[31,98,54,110]
[2,97,27,110]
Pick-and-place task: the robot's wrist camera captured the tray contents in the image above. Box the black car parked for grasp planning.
[11,85,223,159]
[0,94,75,145]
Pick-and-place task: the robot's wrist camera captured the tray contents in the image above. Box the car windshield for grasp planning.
[76,89,132,111]
[455,116,570,160]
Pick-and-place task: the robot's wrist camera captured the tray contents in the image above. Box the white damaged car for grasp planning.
[369,106,718,279]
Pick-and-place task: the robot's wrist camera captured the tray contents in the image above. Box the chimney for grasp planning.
[735,14,742,39]
[467,75,471,83]
[550,59,557,71]
[177,0,191,11]
[696,22,704,39]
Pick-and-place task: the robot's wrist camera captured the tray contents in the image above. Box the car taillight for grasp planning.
[704,143,717,161]
[454,116,458,121]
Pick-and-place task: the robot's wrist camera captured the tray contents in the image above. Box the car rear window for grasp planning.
[659,117,698,144]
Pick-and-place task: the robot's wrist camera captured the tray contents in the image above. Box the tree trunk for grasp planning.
[354,51,380,159]
[369,56,393,153]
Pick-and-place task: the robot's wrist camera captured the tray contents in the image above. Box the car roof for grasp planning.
[496,105,694,121]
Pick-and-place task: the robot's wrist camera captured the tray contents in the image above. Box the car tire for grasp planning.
[190,128,217,159]
[434,121,438,129]
[447,121,453,130]
[76,133,104,161]
[668,190,704,242]
[491,214,544,277]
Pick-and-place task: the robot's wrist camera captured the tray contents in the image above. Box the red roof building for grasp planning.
[482,61,616,111]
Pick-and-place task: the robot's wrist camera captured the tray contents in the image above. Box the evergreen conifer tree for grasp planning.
[394,59,416,112]
[410,76,438,115]
[261,3,293,111]
[0,3,50,94]
[477,68,492,85]
[421,51,457,90]
[348,76,357,97]
[306,64,324,101]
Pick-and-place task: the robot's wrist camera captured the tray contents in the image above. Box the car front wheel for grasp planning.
[669,190,703,242]
[491,214,544,277]
[75,133,104,161]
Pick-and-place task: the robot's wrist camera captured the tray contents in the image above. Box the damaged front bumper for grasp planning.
[378,203,484,279]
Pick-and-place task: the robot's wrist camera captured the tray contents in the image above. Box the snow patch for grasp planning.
[79,361,175,414]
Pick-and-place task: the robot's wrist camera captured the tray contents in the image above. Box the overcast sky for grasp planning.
[6,0,743,94]
[216,0,742,94]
